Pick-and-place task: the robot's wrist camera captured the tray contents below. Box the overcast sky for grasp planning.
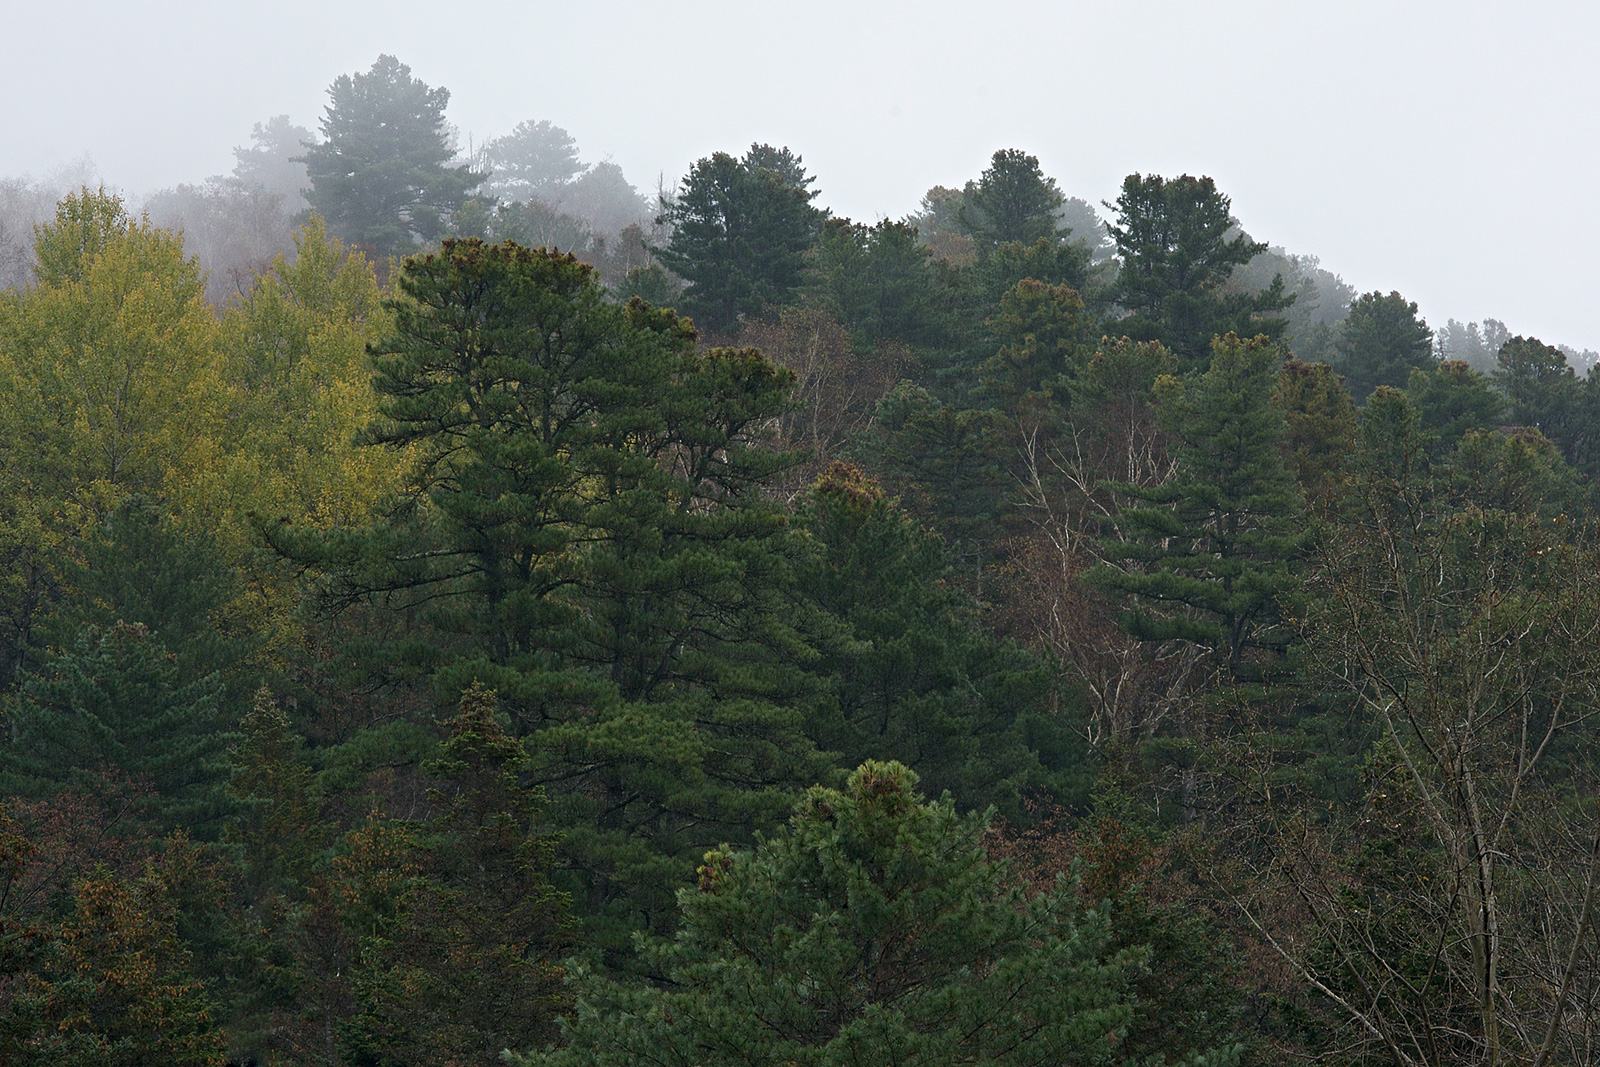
[5,0,1596,349]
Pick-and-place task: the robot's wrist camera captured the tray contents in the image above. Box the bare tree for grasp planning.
[1232,445,1600,1066]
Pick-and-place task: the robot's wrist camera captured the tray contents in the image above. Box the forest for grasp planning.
[4,53,1600,1067]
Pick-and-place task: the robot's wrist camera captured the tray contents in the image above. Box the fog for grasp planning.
[4,0,1595,348]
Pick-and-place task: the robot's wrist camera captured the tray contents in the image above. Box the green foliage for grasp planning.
[276,238,834,961]
[1271,359,1356,504]
[958,148,1065,249]
[980,277,1093,412]
[3,187,221,503]
[339,685,571,1066]
[1495,334,1577,437]
[1001,798,1250,1065]
[301,55,484,257]
[1405,358,1504,451]
[851,383,1012,568]
[1,621,239,837]
[31,186,132,287]
[228,693,315,858]
[796,464,1080,817]
[1107,174,1289,371]
[925,234,1095,406]
[1094,334,1305,679]
[483,119,584,202]
[806,217,942,349]
[1334,289,1434,401]
[33,499,256,710]
[492,195,592,254]
[656,148,823,334]
[515,761,1236,1067]
[0,184,227,743]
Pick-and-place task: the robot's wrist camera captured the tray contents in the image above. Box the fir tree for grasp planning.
[1,622,238,837]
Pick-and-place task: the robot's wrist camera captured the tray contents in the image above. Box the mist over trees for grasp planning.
[10,52,1600,1066]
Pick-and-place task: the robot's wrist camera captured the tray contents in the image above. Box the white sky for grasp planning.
[5,0,1596,349]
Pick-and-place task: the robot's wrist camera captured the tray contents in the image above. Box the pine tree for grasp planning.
[301,55,484,258]
[958,148,1065,249]
[979,277,1094,413]
[1106,174,1290,371]
[341,685,571,1065]
[795,464,1079,818]
[805,217,943,350]
[33,498,255,711]
[1494,335,1578,443]
[1405,359,1504,452]
[1334,290,1435,401]
[656,149,822,334]
[512,761,1240,1067]
[1272,358,1356,505]
[1094,334,1305,680]
[273,239,834,962]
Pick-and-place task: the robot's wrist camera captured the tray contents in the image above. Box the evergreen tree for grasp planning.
[1334,290,1434,401]
[851,383,1013,574]
[928,234,1096,407]
[274,239,834,960]
[1271,359,1356,505]
[301,55,484,258]
[795,464,1081,818]
[231,115,312,214]
[513,762,1237,1067]
[482,119,584,203]
[742,143,821,199]
[805,217,943,349]
[1106,174,1290,371]
[1405,358,1504,452]
[958,148,1065,249]
[0,622,239,837]
[979,277,1094,413]
[1094,334,1305,680]
[341,685,571,1065]
[32,498,255,709]
[1494,334,1578,444]
[656,149,823,334]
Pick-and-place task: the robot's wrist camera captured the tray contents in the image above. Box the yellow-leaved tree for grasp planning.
[0,188,230,685]
[172,216,403,656]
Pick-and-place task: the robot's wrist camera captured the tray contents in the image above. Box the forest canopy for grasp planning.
[4,54,1600,1067]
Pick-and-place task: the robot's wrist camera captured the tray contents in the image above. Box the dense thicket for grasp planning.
[6,55,1600,1067]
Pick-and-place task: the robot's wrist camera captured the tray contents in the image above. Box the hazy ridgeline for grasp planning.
[8,53,1600,1067]
[1,54,1594,370]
